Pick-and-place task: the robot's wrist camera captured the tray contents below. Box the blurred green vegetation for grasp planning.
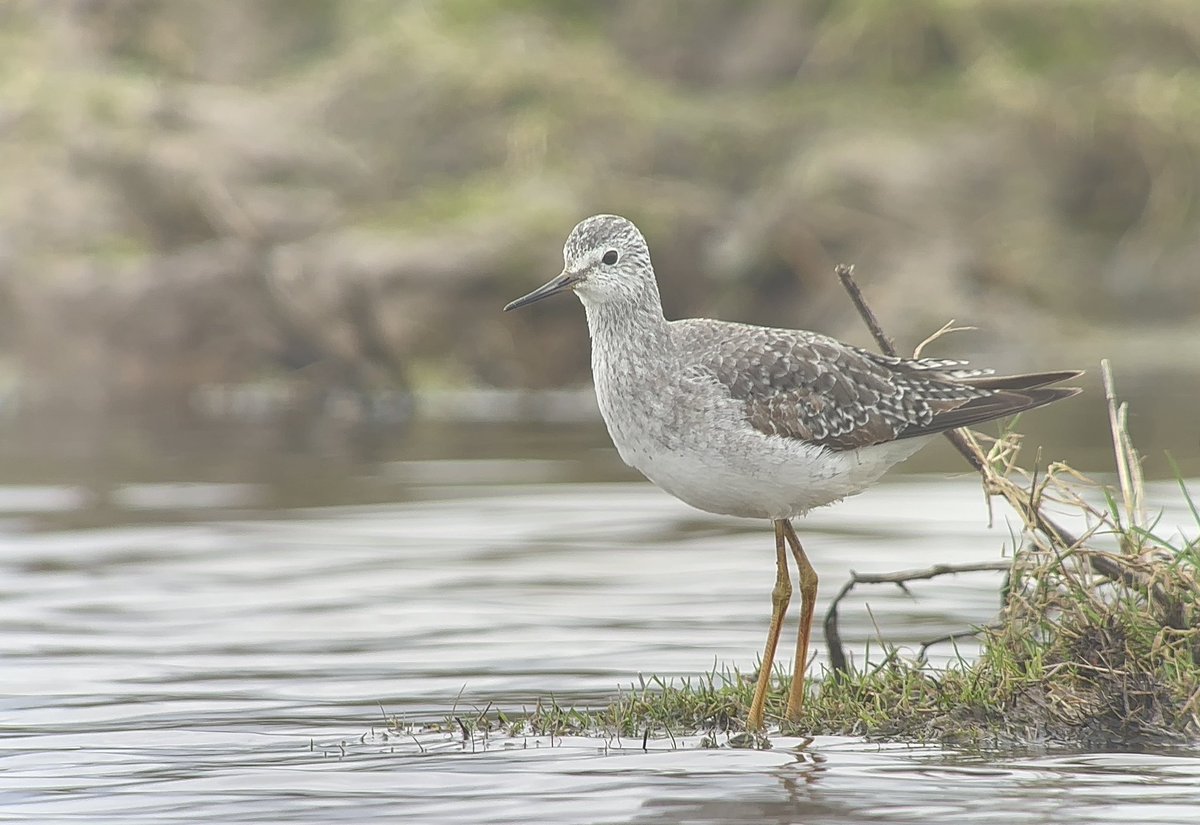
[1,0,1198,418]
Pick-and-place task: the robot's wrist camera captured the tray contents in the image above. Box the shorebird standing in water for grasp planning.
[504,214,1080,731]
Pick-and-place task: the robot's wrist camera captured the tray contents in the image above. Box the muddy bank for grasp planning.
[3,1,1200,417]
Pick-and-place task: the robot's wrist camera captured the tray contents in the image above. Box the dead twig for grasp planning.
[824,560,1011,673]
[917,629,992,661]
[834,265,1090,556]
[831,264,1192,650]
[913,320,976,360]
[834,264,894,356]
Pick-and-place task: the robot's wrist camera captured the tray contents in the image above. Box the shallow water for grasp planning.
[2,418,1199,824]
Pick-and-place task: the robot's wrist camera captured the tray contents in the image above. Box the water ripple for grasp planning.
[2,474,1198,823]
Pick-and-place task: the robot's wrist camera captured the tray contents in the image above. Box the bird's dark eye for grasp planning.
[601,250,619,265]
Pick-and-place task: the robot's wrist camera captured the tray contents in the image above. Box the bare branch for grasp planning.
[824,560,1010,674]
[828,264,1192,651]
[913,320,976,360]
[834,264,894,355]
[832,263,1081,537]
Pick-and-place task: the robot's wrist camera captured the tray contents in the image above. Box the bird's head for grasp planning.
[504,214,656,311]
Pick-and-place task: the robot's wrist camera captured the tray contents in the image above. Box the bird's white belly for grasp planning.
[612,423,930,520]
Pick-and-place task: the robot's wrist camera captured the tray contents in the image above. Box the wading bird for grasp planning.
[505,215,1080,730]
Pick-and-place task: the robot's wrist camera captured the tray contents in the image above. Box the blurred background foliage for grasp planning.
[1,0,1198,422]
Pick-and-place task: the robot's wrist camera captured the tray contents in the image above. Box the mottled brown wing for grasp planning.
[675,319,1077,452]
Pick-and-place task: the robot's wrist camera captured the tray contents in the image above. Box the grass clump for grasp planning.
[937,361,1200,748]
[431,671,755,747]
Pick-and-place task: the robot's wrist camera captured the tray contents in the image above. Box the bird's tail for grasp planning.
[962,370,1084,392]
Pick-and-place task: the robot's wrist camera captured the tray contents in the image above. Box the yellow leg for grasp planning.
[747,520,792,731]
[782,519,818,722]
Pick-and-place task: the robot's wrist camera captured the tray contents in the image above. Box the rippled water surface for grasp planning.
[2,417,1199,824]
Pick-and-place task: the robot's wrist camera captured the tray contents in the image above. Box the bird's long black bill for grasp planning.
[504,272,578,311]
